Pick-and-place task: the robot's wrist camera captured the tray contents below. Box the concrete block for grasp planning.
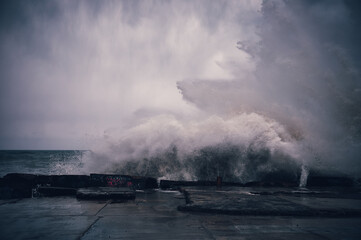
[37,186,77,197]
[50,175,90,188]
[90,174,158,190]
[76,187,136,200]
[307,176,354,187]
[90,174,133,187]
[1,173,36,198]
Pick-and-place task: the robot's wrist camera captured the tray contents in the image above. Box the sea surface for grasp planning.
[0,150,85,177]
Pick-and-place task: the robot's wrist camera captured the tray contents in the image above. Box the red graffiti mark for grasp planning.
[105,176,132,187]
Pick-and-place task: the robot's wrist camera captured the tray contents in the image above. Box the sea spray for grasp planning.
[299,165,309,188]
[49,150,86,175]
[81,113,302,182]
[80,1,361,182]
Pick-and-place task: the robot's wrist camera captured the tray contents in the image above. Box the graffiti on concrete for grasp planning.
[106,176,133,187]
[90,174,133,187]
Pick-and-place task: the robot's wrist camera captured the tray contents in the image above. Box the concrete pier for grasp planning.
[1,187,361,239]
[178,187,361,217]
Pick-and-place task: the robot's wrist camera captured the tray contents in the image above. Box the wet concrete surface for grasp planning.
[0,188,361,239]
[179,187,361,217]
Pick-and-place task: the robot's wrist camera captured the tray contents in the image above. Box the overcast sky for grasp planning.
[0,0,360,155]
[0,0,259,149]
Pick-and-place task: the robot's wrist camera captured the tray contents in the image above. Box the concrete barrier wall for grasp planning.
[0,173,158,199]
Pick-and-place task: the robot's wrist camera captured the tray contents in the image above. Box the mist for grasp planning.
[0,0,360,182]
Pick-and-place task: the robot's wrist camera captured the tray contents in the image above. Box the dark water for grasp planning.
[0,150,85,177]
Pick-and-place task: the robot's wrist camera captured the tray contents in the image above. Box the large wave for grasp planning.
[82,113,301,182]
[79,0,361,183]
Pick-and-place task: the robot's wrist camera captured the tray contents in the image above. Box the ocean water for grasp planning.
[0,150,85,177]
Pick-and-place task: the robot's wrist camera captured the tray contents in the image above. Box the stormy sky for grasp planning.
[0,0,360,158]
[0,0,259,149]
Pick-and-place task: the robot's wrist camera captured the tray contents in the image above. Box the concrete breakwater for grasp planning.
[1,189,361,239]
[0,172,358,200]
[0,173,157,199]
[1,173,361,239]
